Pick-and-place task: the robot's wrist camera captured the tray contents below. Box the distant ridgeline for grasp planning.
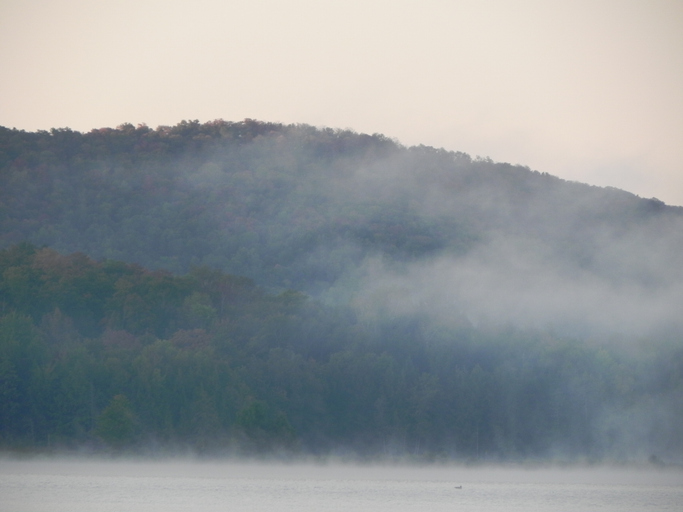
[0,243,682,459]
[1,120,682,459]
[1,119,679,293]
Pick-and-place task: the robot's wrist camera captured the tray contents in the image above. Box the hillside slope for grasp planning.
[2,119,682,336]
[1,120,682,459]
[1,243,681,460]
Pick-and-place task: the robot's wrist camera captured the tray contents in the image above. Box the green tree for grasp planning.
[236,399,295,451]
[96,394,136,449]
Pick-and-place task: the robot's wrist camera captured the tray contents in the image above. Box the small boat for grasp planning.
[454,485,462,489]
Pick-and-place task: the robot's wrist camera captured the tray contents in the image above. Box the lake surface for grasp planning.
[1,458,681,512]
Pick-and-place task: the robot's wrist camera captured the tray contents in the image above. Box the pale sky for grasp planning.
[2,0,682,204]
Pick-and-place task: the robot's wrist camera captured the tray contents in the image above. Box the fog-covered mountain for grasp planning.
[3,120,683,337]
[1,120,682,460]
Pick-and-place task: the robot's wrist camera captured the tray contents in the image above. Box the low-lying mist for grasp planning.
[301,143,683,342]
[2,456,681,512]
[346,233,683,339]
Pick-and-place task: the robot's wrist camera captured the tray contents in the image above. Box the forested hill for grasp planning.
[1,243,682,459]
[2,120,682,302]
[1,120,683,460]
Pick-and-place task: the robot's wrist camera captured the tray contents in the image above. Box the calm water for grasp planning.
[1,458,681,512]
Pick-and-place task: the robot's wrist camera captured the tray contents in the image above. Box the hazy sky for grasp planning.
[2,0,682,204]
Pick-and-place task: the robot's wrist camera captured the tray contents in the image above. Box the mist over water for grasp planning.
[1,457,681,512]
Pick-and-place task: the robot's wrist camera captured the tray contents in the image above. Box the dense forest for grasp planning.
[1,243,681,460]
[1,120,682,461]
[3,119,681,297]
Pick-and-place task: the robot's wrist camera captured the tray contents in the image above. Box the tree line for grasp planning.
[1,243,681,460]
